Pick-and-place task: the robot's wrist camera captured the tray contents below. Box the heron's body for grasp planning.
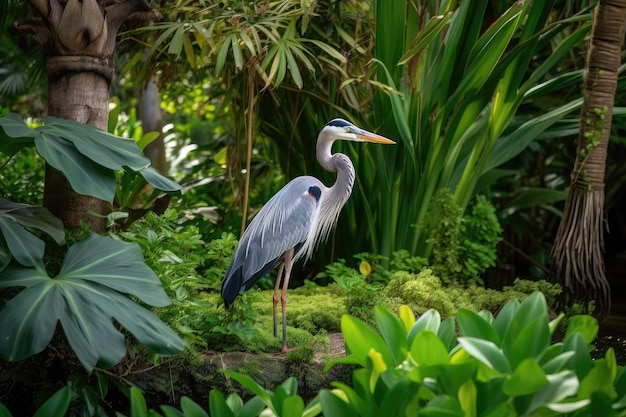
[222,176,323,303]
[221,119,394,351]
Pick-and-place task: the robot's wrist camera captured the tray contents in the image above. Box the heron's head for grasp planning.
[322,118,396,145]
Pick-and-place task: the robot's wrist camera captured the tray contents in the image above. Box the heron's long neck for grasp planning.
[299,134,356,262]
[316,137,355,205]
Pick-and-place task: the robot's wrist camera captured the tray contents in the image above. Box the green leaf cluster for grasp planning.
[424,190,502,285]
[323,292,626,416]
[120,210,259,351]
[6,292,624,417]
[0,113,180,203]
[333,0,592,265]
[0,114,185,372]
[0,233,184,371]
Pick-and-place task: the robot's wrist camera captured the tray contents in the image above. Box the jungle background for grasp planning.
[1,0,626,415]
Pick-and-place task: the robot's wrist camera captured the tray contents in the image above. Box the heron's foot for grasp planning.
[281,345,299,353]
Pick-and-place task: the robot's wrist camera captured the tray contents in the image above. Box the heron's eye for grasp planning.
[346,127,351,133]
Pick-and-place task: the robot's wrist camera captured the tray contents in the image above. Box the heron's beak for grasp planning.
[355,130,396,145]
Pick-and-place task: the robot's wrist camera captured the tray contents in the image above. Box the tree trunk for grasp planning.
[43,56,113,232]
[550,0,626,318]
[22,0,160,232]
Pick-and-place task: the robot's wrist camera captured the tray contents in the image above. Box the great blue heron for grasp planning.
[221,119,395,352]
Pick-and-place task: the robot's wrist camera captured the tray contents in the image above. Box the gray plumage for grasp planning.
[221,118,394,351]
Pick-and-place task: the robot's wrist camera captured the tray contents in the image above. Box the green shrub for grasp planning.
[323,293,626,416]
[119,209,257,351]
[424,189,502,285]
[384,270,476,317]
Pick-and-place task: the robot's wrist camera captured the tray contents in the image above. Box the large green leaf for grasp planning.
[1,113,181,202]
[525,371,581,415]
[457,309,501,346]
[503,359,548,396]
[35,132,117,201]
[341,313,394,368]
[32,385,71,417]
[457,337,511,374]
[0,112,36,156]
[0,216,45,269]
[0,234,183,371]
[41,116,149,171]
[0,198,65,245]
[374,305,407,366]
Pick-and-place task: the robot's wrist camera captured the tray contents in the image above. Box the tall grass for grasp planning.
[341,0,592,262]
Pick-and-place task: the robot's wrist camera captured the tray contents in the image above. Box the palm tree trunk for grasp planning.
[23,0,159,232]
[550,0,626,318]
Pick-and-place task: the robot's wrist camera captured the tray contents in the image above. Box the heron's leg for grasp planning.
[273,263,285,338]
[280,248,297,353]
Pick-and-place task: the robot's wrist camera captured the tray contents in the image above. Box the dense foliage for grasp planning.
[7,293,625,417]
[2,0,626,415]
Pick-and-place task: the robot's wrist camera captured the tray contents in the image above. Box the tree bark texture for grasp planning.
[22,0,160,232]
[550,0,626,318]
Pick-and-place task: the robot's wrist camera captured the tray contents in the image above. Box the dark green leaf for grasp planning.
[41,116,150,171]
[0,234,183,371]
[59,234,171,306]
[0,113,36,155]
[35,133,116,202]
[562,333,593,379]
[0,198,65,244]
[457,309,501,345]
[0,403,12,417]
[509,315,550,369]
[180,397,208,417]
[32,386,71,417]
[526,371,580,415]
[138,167,181,192]
[0,216,45,268]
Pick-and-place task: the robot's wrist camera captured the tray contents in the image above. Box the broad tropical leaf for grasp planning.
[0,114,182,202]
[0,234,184,371]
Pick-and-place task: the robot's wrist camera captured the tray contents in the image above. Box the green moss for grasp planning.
[235,358,261,376]
[383,271,562,318]
[384,270,476,317]
[344,283,385,325]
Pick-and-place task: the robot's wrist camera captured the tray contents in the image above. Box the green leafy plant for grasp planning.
[0,113,180,202]
[0,198,64,272]
[0,233,184,371]
[322,292,626,416]
[424,189,502,285]
[121,211,258,350]
[0,385,71,417]
[0,113,185,372]
[337,0,593,265]
[111,372,321,417]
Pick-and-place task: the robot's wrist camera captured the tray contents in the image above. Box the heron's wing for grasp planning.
[222,177,323,302]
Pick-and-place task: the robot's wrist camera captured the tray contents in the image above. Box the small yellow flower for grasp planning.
[359,260,372,276]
